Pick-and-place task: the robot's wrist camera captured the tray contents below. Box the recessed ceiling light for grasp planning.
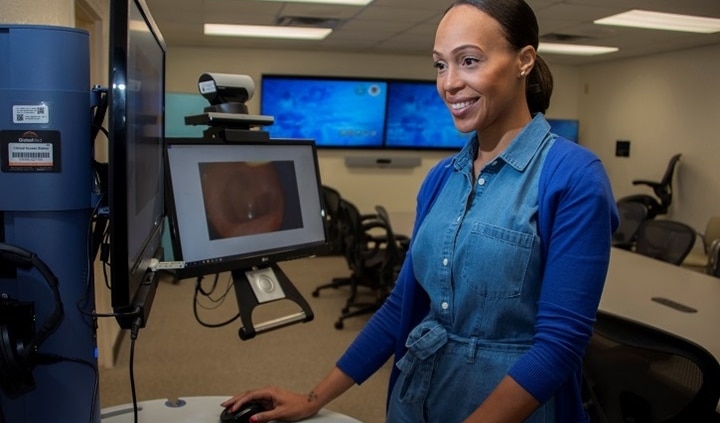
[538,42,619,56]
[595,9,720,34]
[257,0,373,5]
[204,24,332,40]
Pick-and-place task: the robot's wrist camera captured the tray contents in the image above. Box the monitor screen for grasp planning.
[384,80,472,150]
[165,140,328,278]
[108,0,166,328]
[260,75,387,148]
[547,118,579,143]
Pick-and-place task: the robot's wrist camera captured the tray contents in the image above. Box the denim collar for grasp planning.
[452,113,551,173]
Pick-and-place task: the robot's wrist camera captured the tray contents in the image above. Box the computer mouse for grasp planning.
[219,401,267,423]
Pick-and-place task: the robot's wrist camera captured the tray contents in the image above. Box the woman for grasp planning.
[222,0,618,421]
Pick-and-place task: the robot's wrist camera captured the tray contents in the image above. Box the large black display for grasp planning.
[108,0,166,329]
[165,140,327,279]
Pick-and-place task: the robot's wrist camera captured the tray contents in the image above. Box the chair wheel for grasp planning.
[334,320,344,330]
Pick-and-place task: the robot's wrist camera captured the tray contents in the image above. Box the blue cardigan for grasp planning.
[336,138,619,422]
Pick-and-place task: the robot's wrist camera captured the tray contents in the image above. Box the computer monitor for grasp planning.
[547,118,579,143]
[107,0,166,328]
[384,80,472,150]
[165,140,328,279]
[260,75,387,148]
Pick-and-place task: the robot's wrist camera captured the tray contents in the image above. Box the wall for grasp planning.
[167,47,581,230]
[578,43,720,231]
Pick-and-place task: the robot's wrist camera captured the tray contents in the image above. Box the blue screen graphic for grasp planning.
[385,81,472,150]
[547,118,579,143]
[261,76,387,147]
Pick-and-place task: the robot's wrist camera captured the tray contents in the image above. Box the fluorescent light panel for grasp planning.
[204,24,332,40]
[538,42,619,56]
[595,9,720,34]
[257,0,373,5]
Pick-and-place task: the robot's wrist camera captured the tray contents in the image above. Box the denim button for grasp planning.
[442,258,448,266]
[478,178,485,185]
[441,302,449,310]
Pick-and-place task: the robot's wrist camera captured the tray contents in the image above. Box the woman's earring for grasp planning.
[519,70,526,78]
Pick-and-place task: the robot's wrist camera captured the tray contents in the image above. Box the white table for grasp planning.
[101,396,362,423]
[599,247,720,411]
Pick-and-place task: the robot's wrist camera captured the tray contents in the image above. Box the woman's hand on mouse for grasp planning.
[221,386,321,422]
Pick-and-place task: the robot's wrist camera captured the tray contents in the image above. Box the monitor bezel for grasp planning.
[107,0,167,320]
[164,138,329,279]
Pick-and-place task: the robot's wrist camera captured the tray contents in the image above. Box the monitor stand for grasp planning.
[231,263,314,340]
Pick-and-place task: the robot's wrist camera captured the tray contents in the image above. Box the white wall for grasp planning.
[578,43,720,231]
[167,47,580,230]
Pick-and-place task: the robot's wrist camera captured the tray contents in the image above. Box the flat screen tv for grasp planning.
[384,80,472,150]
[108,0,166,328]
[260,75,387,148]
[547,118,579,143]
[165,140,328,279]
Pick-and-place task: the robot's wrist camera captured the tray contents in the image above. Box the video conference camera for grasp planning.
[198,72,255,114]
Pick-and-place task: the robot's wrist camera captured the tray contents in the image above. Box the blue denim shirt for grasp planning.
[412,115,551,341]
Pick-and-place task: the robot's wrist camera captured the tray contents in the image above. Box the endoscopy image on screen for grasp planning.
[198,160,303,240]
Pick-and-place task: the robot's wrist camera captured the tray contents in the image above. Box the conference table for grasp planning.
[599,247,720,411]
[101,396,362,423]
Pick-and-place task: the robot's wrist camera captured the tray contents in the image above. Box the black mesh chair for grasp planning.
[312,197,381,298]
[320,185,343,255]
[620,154,681,219]
[583,311,720,423]
[613,200,650,250]
[634,220,696,265]
[334,204,407,329]
[707,239,720,277]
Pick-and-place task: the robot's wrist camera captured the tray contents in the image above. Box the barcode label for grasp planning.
[8,143,53,167]
[13,104,49,124]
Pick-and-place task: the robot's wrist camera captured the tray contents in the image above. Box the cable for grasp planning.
[129,317,143,423]
[192,274,241,328]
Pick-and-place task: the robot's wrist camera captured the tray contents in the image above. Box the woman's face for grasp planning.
[433,4,532,136]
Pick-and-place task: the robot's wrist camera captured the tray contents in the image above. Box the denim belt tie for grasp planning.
[395,319,449,404]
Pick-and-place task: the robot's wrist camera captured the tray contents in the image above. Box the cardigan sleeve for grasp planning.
[507,140,619,402]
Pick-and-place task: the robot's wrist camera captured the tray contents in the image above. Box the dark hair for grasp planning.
[446,0,553,114]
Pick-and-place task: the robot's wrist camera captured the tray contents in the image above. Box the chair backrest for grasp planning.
[374,205,407,281]
[635,219,696,265]
[321,185,343,254]
[583,311,720,423]
[613,200,649,249]
[707,238,720,277]
[702,216,720,251]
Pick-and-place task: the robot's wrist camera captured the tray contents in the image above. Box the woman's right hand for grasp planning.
[221,386,322,423]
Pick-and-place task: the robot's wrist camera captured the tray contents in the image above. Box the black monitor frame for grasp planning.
[108,0,167,329]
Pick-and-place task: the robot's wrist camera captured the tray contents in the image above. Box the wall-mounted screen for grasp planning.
[261,75,387,148]
[384,80,472,150]
[165,140,328,278]
[547,118,579,143]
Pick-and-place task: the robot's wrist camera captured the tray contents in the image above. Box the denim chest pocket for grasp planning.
[458,222,535,299]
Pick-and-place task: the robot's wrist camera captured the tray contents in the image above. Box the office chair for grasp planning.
[583,311,720,423]
[682,216,720,272]
[613,200,650,250]
[619,154,681,219]
[311,197,382,298]
[334,204,407,329]
[707,239,720,278]
[320,185,344,255]
[634,219,696,265]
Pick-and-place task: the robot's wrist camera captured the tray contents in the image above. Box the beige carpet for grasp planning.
[98,255,390,423]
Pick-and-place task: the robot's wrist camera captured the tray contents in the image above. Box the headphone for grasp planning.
[0,242,64,398]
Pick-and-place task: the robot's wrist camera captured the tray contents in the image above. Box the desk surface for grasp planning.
[600,247,720,361]
[101,396,362,423]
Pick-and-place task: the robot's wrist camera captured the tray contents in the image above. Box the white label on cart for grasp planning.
[13,104,49,124]
[8,142,54,167]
